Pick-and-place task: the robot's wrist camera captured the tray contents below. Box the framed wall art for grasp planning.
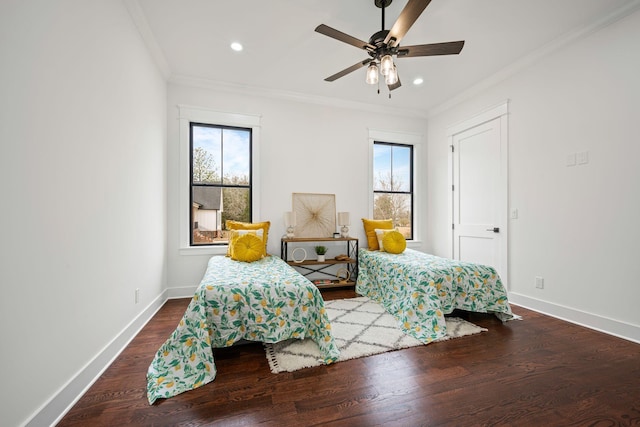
[292,193,336,238]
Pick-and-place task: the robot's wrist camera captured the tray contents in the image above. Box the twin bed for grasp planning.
[357,248,514,343]
[146,255,339,404]
[147,241,513,404]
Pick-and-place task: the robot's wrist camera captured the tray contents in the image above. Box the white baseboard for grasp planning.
[508,292,640,344]
[25,289,169,427]
[167,285,197,299]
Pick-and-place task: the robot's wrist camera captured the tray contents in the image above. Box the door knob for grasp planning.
[486,227,500,233]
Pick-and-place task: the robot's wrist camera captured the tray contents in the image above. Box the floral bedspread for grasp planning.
[356,248,514,343]
[147,255,339,404]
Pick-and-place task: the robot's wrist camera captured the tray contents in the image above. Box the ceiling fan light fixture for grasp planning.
[366,62,379,85]
[385,64,398,85]
[380,54,394,76]
[315,0,464,93]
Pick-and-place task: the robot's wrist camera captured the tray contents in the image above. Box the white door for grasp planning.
[450,104,508,283]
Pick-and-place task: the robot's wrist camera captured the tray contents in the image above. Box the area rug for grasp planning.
[264,296,487,373]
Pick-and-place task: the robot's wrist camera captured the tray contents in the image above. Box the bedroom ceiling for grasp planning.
[131,0,638,116]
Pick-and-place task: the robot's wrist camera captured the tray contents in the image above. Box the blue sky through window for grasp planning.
[193,126,250,182]
[374,143,411,192]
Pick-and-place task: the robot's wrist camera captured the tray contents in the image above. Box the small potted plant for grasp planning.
[314,245,328,262]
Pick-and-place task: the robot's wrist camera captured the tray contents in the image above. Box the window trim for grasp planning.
[179,105,261,255]
[368,129,421,245]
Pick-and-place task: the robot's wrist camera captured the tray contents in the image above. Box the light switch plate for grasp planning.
[566,153,576,167]
[510,208,518,219]
[577,151,589,165]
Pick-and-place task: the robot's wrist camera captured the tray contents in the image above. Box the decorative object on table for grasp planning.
[314,245,328,262]
[292,193,336,238]
[338,212,350,237]
[335,267,351,284]
[291,247,307,263]
[280,237,359,289]
[283,211,296,238]
[333,232,340,238]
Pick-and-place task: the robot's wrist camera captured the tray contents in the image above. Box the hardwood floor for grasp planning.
[59,289,640,426]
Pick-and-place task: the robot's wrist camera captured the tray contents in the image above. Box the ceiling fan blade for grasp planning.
[324,59,373,82]
[388,77,402,91]
[384,0,432,47]
[397,40,465,57]
[315,24,375,51]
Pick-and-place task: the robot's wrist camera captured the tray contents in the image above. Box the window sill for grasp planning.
[179,245,228,256]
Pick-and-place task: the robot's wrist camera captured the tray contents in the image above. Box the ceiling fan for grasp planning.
[315,0,464,93]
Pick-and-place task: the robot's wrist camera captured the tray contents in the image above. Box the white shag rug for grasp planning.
[264,296,487,373]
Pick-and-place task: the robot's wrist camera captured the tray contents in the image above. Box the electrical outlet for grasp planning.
[135,288,140,304]
[535,277,544,289]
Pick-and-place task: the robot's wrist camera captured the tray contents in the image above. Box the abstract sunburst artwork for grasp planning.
[292,193,336,238]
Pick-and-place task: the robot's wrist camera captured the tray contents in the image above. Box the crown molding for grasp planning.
[168,74,429,119]
[427,0,640,118]
[123,0,171,80]
[123,0,426,118]
[124,0,640,121]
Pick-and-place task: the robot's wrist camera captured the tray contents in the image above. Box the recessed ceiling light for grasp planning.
[230,42,243,52]
[413,77,424,85]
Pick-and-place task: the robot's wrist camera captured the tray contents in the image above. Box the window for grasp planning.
[190,124,252,245]
[373,141,414,239]
[178,106,261,254]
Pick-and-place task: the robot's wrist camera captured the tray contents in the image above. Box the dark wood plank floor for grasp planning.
[59,288,640,427]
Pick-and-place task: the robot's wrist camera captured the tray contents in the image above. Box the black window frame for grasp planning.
[189,122,253,246]
[373,140,414,240]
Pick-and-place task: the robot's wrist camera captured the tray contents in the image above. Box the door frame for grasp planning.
[446,101,509,288]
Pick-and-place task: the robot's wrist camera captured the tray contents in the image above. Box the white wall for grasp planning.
[0,1,167,426]
[426,9,640,340]
[4,2,636,424]
[166,84,428,290]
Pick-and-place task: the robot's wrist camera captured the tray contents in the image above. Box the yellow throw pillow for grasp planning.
[226,220,270,257]
[382,229,406,254]
[231,234,264,262]
[228,229,263,258]
[362,218,393,250]
[375,228,398,251]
